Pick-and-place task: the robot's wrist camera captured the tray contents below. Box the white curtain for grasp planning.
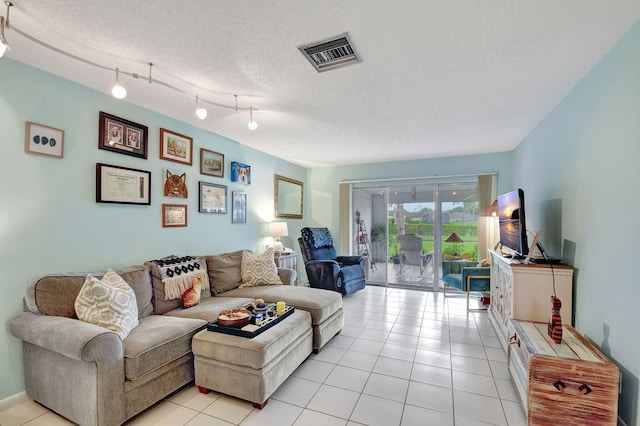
[339,183,351,254]
[477,175,497,262]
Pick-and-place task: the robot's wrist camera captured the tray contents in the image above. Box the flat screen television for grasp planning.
[497,188,529,257]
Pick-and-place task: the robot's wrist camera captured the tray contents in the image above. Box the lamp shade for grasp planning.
[445,232,463,243]
[269,222,289,238]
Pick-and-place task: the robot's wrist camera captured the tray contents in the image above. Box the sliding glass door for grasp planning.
[352,180,479,292]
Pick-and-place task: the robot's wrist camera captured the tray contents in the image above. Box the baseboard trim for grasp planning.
[0,391,29,412]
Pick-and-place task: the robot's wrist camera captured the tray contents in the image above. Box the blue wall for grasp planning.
[0,60,306,399]
[512,22,640,425]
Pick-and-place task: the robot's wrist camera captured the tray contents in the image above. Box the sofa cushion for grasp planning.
[123,315,206,381]
[164,296,253,323]
[75,270,139,339]
[205,250,247,295]
[220,286,342,326]
[144,256,210,315]
[25,265,154,319]
[239,248,282,287]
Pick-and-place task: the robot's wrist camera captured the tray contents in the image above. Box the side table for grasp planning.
[275,252,297,285]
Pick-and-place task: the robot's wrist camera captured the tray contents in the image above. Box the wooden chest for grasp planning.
[507,319,619,426]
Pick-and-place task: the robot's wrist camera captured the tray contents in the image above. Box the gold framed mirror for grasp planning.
[274,174,303,219]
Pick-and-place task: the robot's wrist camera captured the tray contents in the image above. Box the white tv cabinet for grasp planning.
[488,250,574,349]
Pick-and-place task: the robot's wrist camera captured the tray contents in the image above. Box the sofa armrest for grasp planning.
[6,312,123,363]
[336,255,364,268]
[277,267,297,285]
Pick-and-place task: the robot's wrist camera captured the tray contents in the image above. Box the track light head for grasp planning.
[248,106,258,130]
[111,67,127,99]
[195,95,207,119]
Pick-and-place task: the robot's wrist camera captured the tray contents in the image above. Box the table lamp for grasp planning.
[269,222,289,253]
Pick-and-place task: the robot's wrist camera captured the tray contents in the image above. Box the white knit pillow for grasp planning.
[75,269,139,339]
[240,248,283,287]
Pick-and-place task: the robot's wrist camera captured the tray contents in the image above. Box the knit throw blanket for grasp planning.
[152,256,208,300]
[302,227,333,249]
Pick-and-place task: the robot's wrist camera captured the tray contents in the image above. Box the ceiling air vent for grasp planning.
[298,32,361,73]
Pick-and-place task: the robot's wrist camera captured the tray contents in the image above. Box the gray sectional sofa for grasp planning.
[6,250,344,426]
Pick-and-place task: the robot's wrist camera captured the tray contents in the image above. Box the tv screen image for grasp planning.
[497,188,529,257]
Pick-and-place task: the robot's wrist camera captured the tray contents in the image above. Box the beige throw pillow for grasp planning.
[75,269,139,339]
[240,248,283,287]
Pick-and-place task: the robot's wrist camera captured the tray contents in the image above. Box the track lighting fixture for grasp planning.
[248,106,258,130]
[111,67,127,99]
[6,6,261,126]
[0,2,13,58]
[195,95,207,120]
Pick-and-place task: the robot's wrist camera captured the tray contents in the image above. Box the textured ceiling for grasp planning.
[5,1,640,167]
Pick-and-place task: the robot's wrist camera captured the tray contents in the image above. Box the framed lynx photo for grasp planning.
[163,168,188,199]
[98,112,148,159]
[200,148,224,178]
[160,128,193,166]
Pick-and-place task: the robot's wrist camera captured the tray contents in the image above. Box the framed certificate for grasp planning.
[96,163,151,205]
[199,181,227,213]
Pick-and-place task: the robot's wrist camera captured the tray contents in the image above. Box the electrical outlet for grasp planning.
[262,244,269,252]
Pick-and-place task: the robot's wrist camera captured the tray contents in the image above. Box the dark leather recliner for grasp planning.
[298,227,366,295]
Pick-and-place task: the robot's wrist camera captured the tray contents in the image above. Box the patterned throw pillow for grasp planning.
[240,248,283,287]
[75,269,139,339]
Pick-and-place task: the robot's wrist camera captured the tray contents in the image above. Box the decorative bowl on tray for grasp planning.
[217,309,252,328]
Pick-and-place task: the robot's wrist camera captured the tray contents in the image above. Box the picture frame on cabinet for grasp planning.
[160,128,193,165]
[98,112,148,159]
[25,121,65,158]
[162,204,187,227]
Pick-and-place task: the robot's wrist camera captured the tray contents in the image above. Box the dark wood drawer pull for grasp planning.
[554,380,567,391]
[578,383,592,395]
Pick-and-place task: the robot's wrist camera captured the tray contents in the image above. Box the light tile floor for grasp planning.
[0,286,527,426]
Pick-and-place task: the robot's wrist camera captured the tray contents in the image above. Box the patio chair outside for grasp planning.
[397,234,426,276]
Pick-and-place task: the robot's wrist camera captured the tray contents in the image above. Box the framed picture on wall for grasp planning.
[163,168,188,199]
[98,112,148,159]
[160,128,193,165]
[162,204,187,227]
[25,121,65,158]
[200,148,224,177]
[230,161,251,184]
[199,182,227,213]
[232,191,247,223]
[96,163,151,205]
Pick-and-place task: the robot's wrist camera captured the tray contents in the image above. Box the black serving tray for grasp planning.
[206,305,295,338]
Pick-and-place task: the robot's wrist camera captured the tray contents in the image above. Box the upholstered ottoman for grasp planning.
[192,309,312,408]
